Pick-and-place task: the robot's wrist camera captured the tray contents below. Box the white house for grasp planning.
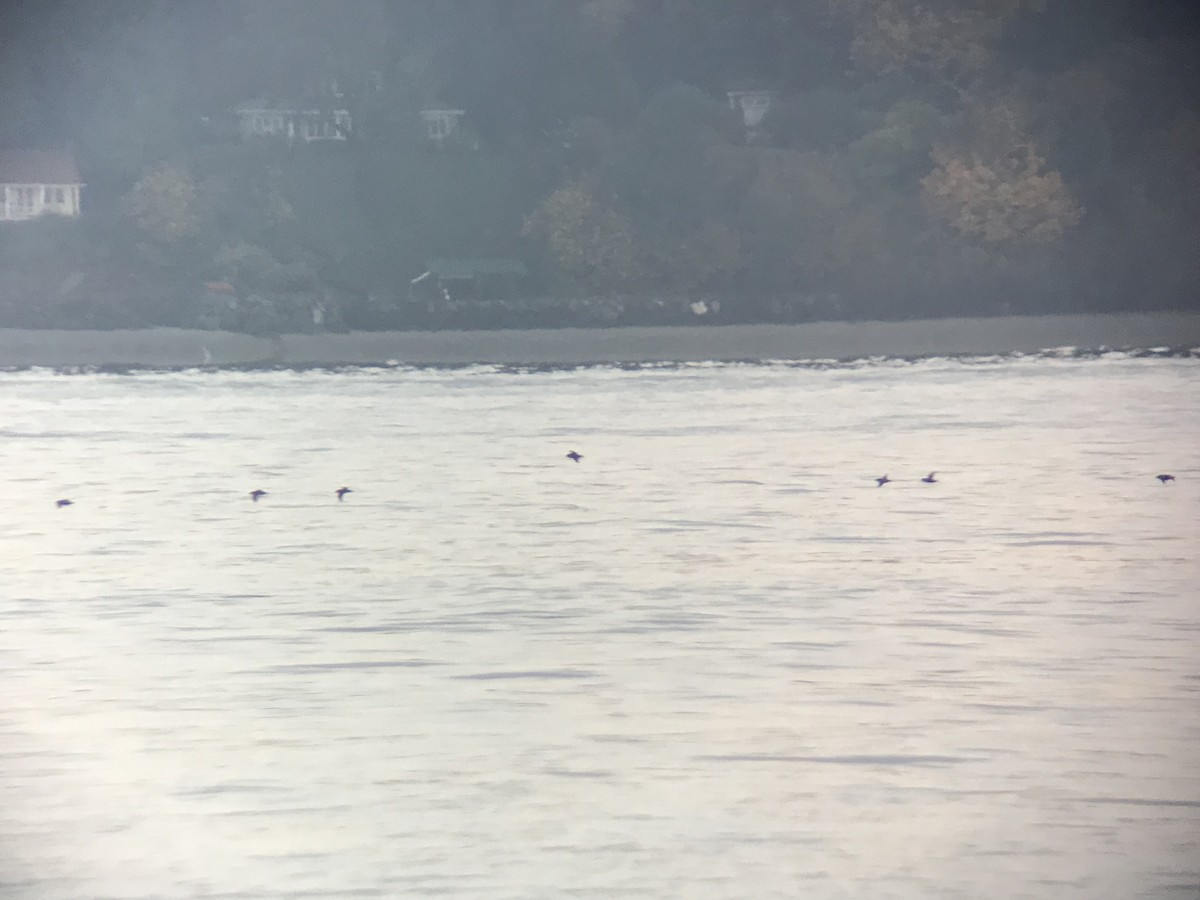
[420,108,465,144]
[726,90,777,131]
[235,101,352,142]
[0,149,83,222]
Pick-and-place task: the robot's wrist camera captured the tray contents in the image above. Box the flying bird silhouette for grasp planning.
[566,451,583,463]
[55,498,73,508]
[921,472,937,483]
[875,475,891,487]
[250,489,267,502]
[336,486,353,501]
[1157,474,1175,483]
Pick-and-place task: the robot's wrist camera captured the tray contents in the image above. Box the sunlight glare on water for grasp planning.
[1,354,1198,899]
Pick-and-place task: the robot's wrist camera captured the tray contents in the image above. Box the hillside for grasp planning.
[1,0,1198,331]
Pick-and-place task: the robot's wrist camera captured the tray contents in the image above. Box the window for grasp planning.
[421,110,463,143]
[55,188,64,203]
[44,187,52,203]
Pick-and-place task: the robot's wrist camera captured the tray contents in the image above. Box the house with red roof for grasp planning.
[0,149,83,222]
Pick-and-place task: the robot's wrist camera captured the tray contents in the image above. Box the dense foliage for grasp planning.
[1,0,1198,331]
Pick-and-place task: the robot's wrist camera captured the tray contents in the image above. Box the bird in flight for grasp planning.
[250,489,267,502]
[1156,474,1175,483]
[875,475,891,487]
[336,486,353,501]
[566,451,583,463]
[921,472,937,483]
[56,498,73,508]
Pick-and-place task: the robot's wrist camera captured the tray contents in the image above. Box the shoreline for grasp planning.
[1,312,1199,369]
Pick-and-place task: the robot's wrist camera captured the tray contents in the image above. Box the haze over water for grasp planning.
[1,353,1197,899]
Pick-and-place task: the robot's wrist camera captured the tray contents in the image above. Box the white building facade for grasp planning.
[726,90,777,131]
[235,103,352,142]
[0,150,83,222]
[420,109,465,144]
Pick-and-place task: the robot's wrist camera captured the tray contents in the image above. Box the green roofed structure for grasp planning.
[409,258,529,302]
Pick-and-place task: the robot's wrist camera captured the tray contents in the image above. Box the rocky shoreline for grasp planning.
[1,312,1198,369]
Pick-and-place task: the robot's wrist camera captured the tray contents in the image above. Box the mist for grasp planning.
[2,0,1199,334]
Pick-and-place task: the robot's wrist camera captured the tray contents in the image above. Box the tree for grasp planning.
[848,98,944,185]
[921,99,1081,245]
[736,148,855,291]
[522,179,642,290]
[123,162,200,242]
[922,146,1080,244]
[605,84,742,230]
[832,0,1045,81]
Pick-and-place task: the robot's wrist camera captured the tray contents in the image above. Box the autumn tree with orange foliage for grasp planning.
[831,0,1045,80]
[921,100,1081,246]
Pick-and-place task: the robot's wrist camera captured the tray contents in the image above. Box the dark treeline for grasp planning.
[1,0,1198,332]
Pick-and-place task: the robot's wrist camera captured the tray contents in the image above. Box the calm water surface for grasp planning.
[1,355,1198,899]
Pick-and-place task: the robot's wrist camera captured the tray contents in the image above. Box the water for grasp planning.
[1,354,1197,899]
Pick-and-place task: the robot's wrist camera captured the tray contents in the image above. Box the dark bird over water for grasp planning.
[336,486,353,501]
[875,475,891,487]
[1157,474,1175,483]
[56,498,73,508]
[250,489,267,502]
[566,451,583,463]
[921,472,937,483]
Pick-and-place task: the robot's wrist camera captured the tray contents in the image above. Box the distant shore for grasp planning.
[1,312,1198,369]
